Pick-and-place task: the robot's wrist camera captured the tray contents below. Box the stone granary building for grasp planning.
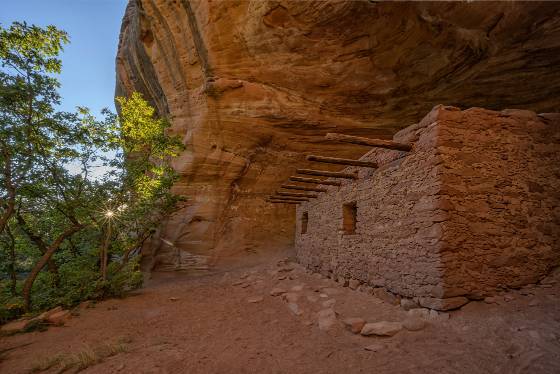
[294,105,560,311]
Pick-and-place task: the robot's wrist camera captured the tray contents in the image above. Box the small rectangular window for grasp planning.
[342,202,357,234]
[301,212,308,234]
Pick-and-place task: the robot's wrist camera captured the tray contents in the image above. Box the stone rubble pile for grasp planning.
[231,258,558,353]
[239,258,458,344]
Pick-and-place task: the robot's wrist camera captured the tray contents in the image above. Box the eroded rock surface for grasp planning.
[115,0,560,271]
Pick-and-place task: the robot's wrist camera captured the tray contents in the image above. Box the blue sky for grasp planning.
[1,0,128,116]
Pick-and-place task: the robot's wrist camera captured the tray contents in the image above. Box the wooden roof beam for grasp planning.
[270,196,309,201]
[307,155,377,168]
[276,191,318,198]
[297,169,357,179]
[289,176,341,186]
[281,184,327,192]
[325,133,412,152]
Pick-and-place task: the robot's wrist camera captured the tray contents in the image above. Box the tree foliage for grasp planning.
[0,22,183,320]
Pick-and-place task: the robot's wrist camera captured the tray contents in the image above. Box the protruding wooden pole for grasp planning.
[281,184,327,192]
[276,192,318,198]
[297,169,357,179]
[326,133,412,151]
[289,176,341,186]
[268,196,303,201]
[307,155,377,168]
[270,196,309,201]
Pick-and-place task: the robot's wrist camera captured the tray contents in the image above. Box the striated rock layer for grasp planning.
[115,0,560,271]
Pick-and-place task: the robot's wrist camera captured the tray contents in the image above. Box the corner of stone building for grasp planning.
[432,107,560,299]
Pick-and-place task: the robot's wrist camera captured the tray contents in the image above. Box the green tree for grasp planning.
[0,21,69,234]
[96,92,183,285]
[0,22,183,316]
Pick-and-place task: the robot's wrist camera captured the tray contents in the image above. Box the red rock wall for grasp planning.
[115,0,560,271]
[295,106,560,299]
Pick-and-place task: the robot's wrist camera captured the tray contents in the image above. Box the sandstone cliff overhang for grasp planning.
[115,1,560,270]
[295,106,560,302]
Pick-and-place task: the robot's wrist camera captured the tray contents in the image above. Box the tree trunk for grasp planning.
[101,220,112,281]
[22,224,83,311]
[114,231,151,274]
[6,225,17,296]
[16,212,59,278]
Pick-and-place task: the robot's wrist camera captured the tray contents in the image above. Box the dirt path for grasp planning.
[1,253,559,374]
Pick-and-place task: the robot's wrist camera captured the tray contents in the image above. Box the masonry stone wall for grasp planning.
[295,106,560,302]
[436,108,560,298]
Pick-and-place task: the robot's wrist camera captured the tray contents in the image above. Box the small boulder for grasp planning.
[373,288,400,305]
[364,343,385,352]
[337,277,349,287]
[46,310,71,326]
[343,317,366,334]
[403,317,427,331]
[484,297,498,304]
[282,292,299,304]
[421,309,449,321]
[407,308,430,319]
[361,285,375,295]
[291,285,304,292]
[418,296,469,311]
[322,299,336,308]
[247,296,264,303]
[348,279,360,290]
[287,303,302,316]
[37,306,63,321]
[0,319,30,334]
[360,321,402,337]
[317,308,337,331]
[270,288,287,297]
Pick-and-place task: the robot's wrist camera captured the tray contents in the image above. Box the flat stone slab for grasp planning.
[343,317,366,334]
[360,321,403,336]
[418,296,469,311]
[0,320,30,334]
[403,317,428,331]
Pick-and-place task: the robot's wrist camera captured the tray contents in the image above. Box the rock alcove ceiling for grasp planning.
[115,0,560,271]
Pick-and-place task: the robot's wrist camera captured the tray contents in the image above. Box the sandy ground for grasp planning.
[1,252,559,374]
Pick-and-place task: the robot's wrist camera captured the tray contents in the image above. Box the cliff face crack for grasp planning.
[180,0,213,79]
